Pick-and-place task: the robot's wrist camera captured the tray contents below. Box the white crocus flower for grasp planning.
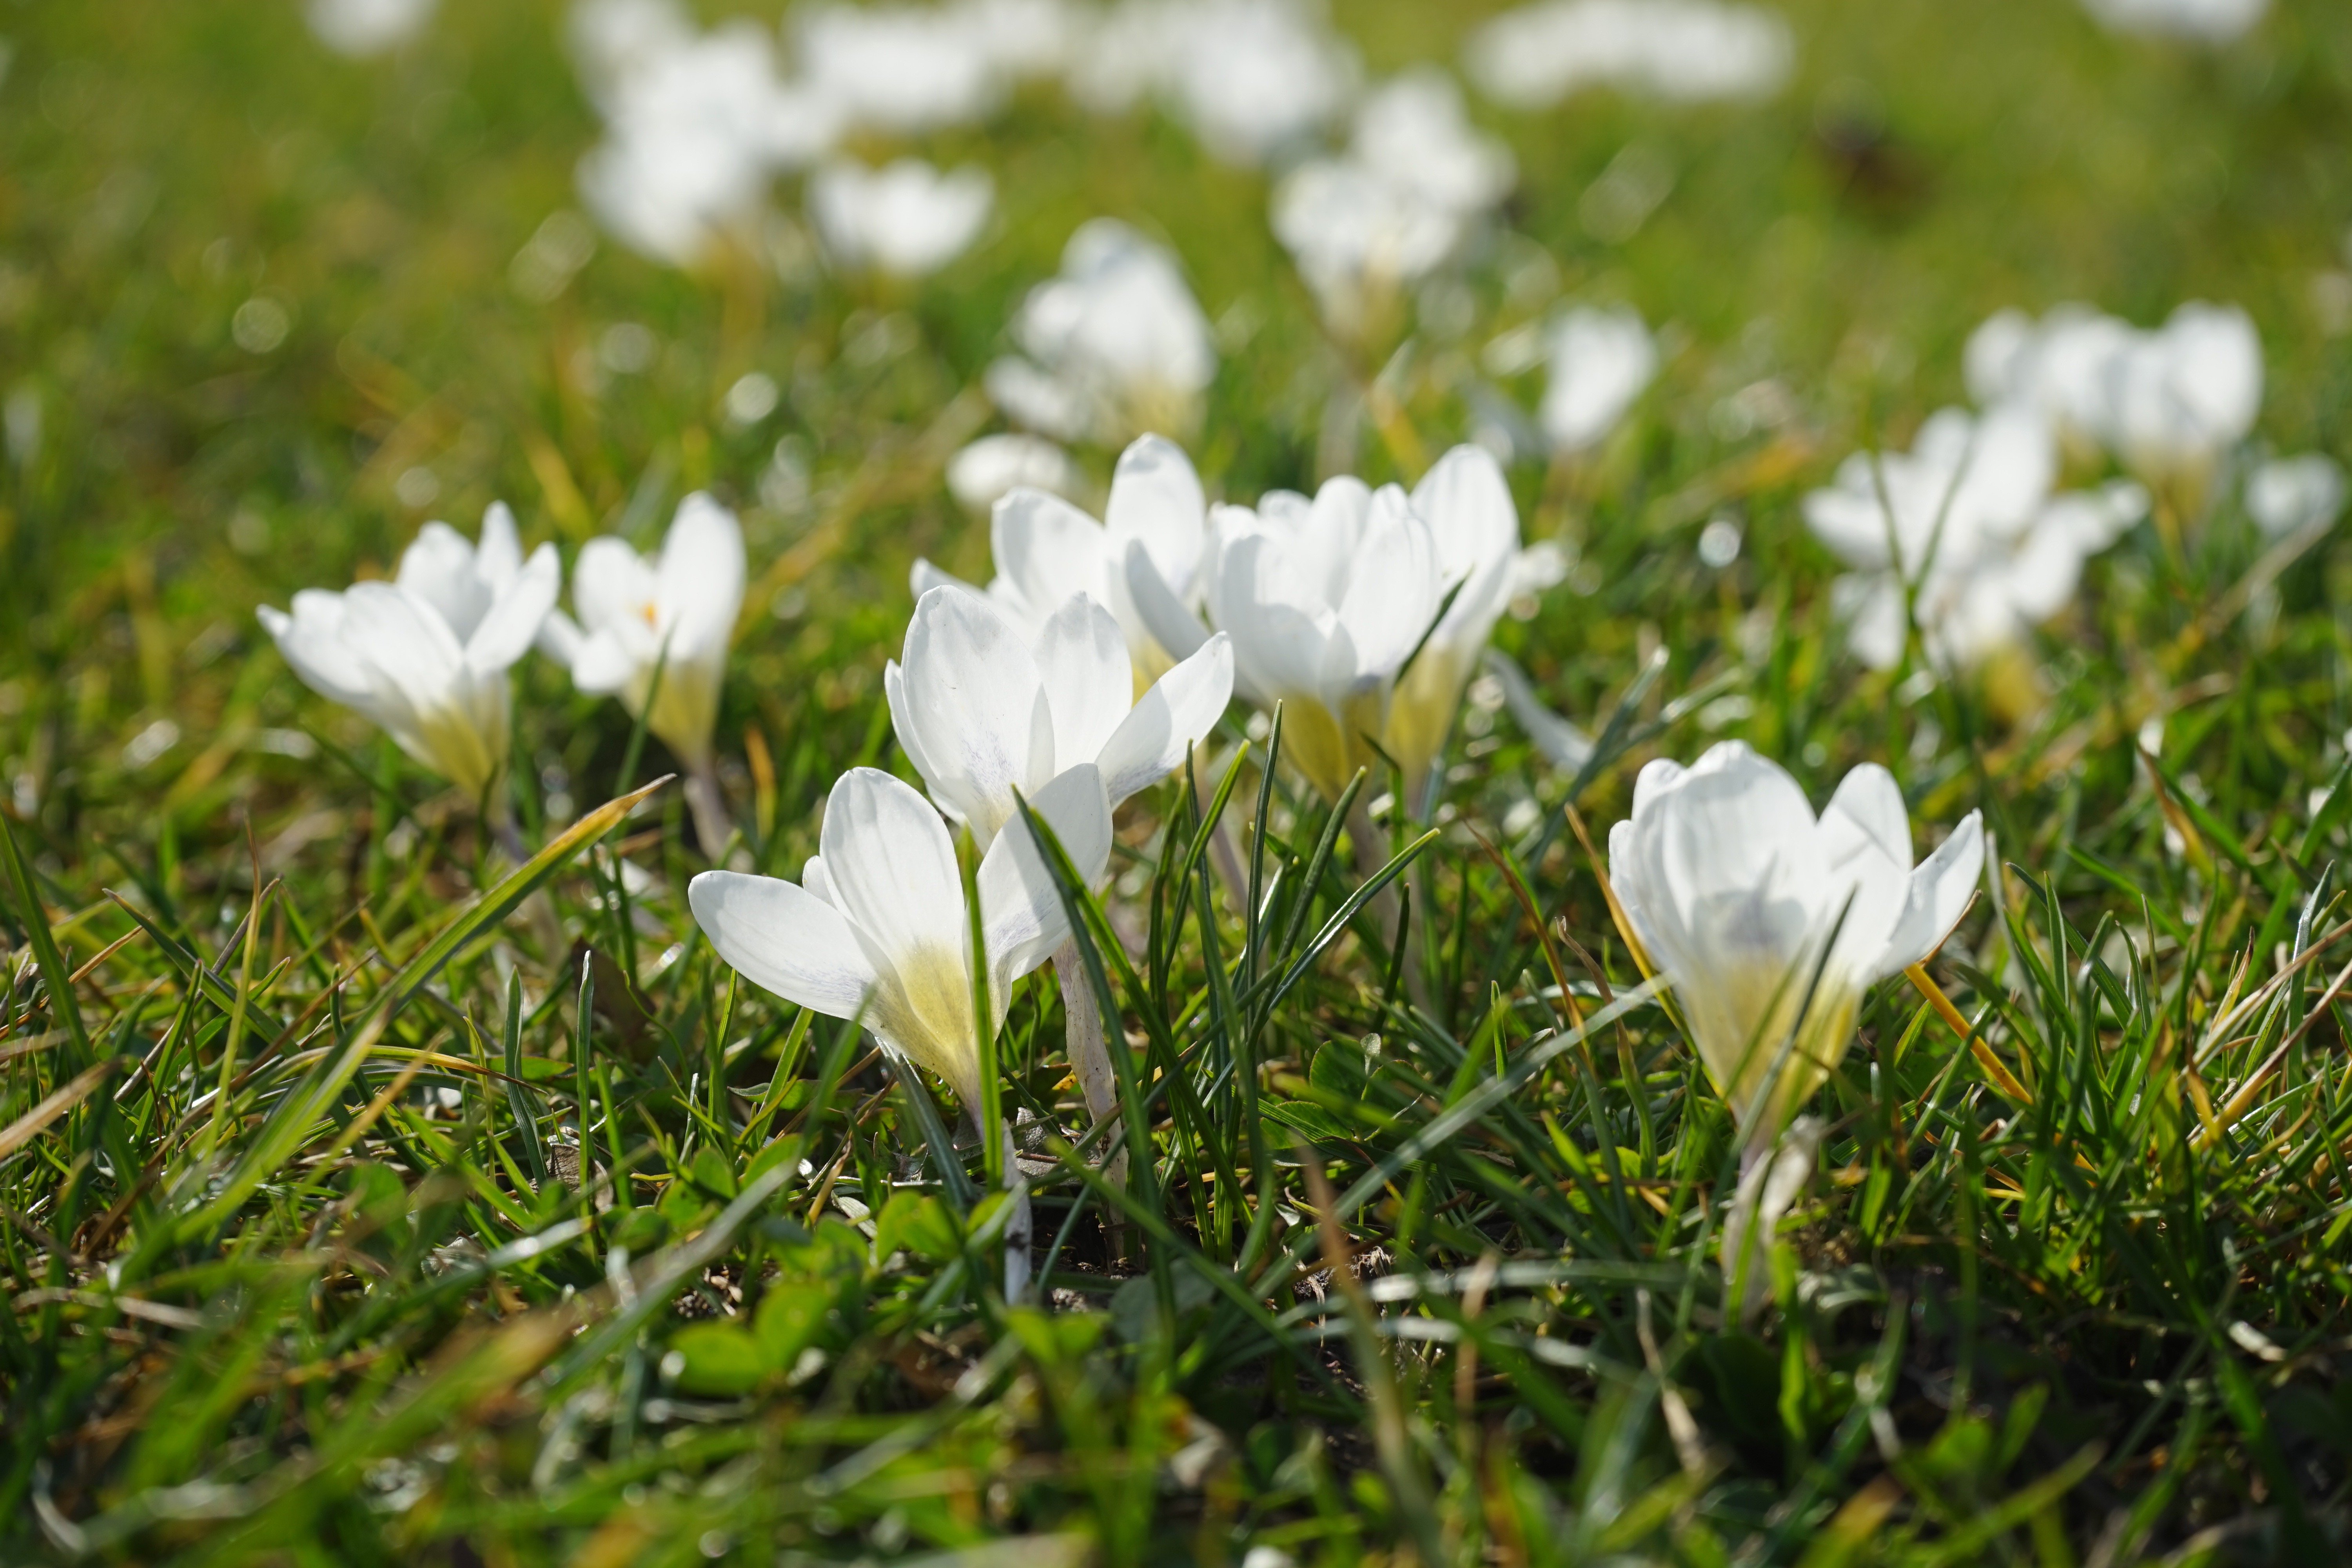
[1609,741,1984,1148]
[915,434,1211,680]
[1382,446,1543,808]
[2245,454,2347,541]
[794,2,1007,135]
[809,158,994,279]
[2079,0,2266,43]
[1125,475,1448,806]
[309,0,437,56]
[690,763,1111,1116]
[885,586,1235,853]
[259,504,559,822]
[543,494,746,855]
[1077,0,1357,167]
[1541,305,1657,454]
[985,220,1218,447]
[946,433,1083,513]
[1805,407,2144,670]
[1465,0,1794,109]
[885,583,1232,1158]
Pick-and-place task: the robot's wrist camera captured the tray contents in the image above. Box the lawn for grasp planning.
[3,0,2352,1562]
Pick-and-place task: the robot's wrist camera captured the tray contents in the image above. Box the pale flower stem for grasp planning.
[491,819,566,960]
[684,765,734,863]
[1000,1119,1033,1305]
[1051,938,1129,1252]
[1720,1116,1823,1328]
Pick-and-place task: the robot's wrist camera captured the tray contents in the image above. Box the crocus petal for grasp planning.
[979,762,1114,985]
[802,854,835,907]
[1096,632,1234,807]
[538,607,587,668]
[1485,648,1593,771]
[898,585,1056,842]
[911,557,985,603]
[818,768,971,978]
[993,488,1108,621]
[339,582,468,709]
[655,493,747,657]
[1332,486,1441,681]
[1819,764,1911,873]
[466,543,561,673]
[571,629,640,695]
[689,869,878,1020]
[1033,593,1134,777]
[397,521,492,642]
[573,537,661,652]
[1103,434,1207,598]
[1875,810,1985,979]
[477,501,524,589]
[1122,538,1216,666]
[261,592,374,709]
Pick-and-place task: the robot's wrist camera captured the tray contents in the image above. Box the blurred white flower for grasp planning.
[690,764,1111,1112]
[958,0,1083,77]
[1609,741,1983,1144]
[1965,301,2263,508]
[2079,0,2267,43]
[544,492,745,775]
[1076,0,1357,166]
[2245,454,2346,540]
[795,2,1006,134]
[919,434,1210,676]
[1466,0,1794,109]
[1125,474,1448,804]
[947,433,1083,512]
[886,585,1234,850]
[1804,407,2145,670]
[986,220,1217,446]
[1272,71,1513,337]
[575,13,840,266]
[1541,305,1657,453]
[258,504,558,817]
[309,0,437,56]
[1384,446,1551,804]
[809,158,993,278]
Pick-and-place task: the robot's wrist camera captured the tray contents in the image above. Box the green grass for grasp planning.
[5,0,2352,1562]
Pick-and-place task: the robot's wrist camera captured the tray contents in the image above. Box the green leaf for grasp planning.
[666,1322,767,1397]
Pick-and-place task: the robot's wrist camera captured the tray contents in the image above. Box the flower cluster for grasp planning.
[1465,0,1795,110]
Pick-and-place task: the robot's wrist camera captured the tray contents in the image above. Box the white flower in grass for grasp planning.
[543,493,745,774]
[986,220,1217,446]
[916,433,1211,679]
[1465,0,1794,110]
[1805,407,2144,670]
[2245,454,2346,540]
[1350,69,1516,216]
[1124,472,1446,805]
[1079,0,1357,167]
[309,0,437,56]
[690,764,1111,1111]
[885,585,1234,851]
[2079,0,2266,44]
[258,503,559,816]
[1609,742,1984,1146]
[795,2,1006,135]
[809,158,994,279]
[946,433,1083,512]
[1541,305,1657,454]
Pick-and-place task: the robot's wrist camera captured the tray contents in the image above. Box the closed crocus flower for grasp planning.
[543,493,746,853]
[2245,454,2346,541]
[690,764,1111,1115]
[809,157,994,279]
[886,586,1234,851]
[1541,305,1657,455]
[2098,303,2263,508]
[984,220,1217,447]
[914,434,1211,681]
[1383,445,1538,807]
[259,503,558,822]
[1127,475,1447,805]
[1609,742,1984,1147]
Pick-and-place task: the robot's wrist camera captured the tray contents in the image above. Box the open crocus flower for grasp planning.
[2079,0,2267,44]
[690,764,1112,1115]
[885,585,1235,851]
[1609,742,1984,1147]
[309,0,436,56]
[1541,305,1657,454]
[259,503,558,823]
[1382,446,1546,807]
[914,433,1210,680]
[2245,454,2346,541]
[1805,407,2145,671]
[1465,0,1794,109]
[543,493,746,853]
[984,220,1218,447]
[1126,474,1446,805]
[808,157,994,279]
[1074,0,1357,168]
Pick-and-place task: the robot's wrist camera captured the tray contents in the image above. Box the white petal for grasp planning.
[910,557,982,603]
[898,586,1054,843]
[1820,765,1911,871]
[1034,593,1134,775]
[1103,434,1206,599]
[1875,811,1985,979]
[689,869,878,1020]
[1332,487,1441,682]
[979,762,1113,985]
[1485,648,1592,771]
[1211,531,1339,702]
[655,493,747,657]
[261,592,373,709]
[1410,443,1519,586]
[477,501,524,589]
[573,536,660,643]
[339,582,467,710]
[818,768,971,975]
[1096,632,1234,806]
[571,629,639,695]
[992,488,1109,621]
[1121,538,1216,665]
[802,854,836,907]
[538,607,586,667]
[397,521,492,642]
[467,543,561,673]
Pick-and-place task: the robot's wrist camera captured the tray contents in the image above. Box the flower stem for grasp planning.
[684,764,734,863]
[1052,938,1128,1255]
